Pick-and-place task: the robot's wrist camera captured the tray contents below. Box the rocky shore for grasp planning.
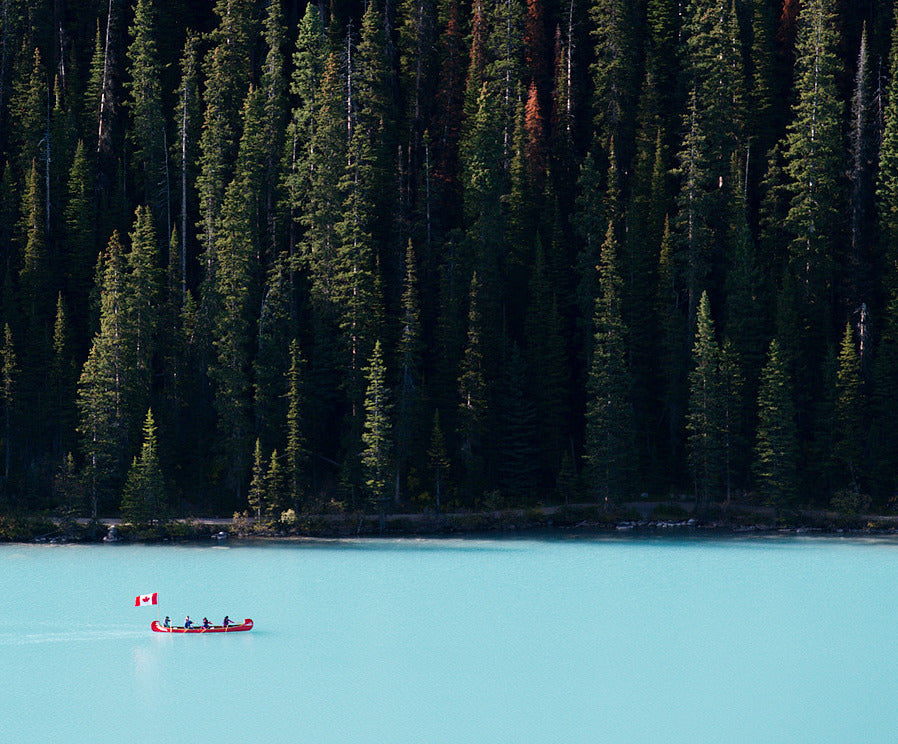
[6,499,895,543]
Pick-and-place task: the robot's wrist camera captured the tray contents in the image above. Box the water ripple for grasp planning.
[0,626,147,646]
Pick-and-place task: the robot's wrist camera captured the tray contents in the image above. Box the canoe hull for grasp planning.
[151,618,253,633]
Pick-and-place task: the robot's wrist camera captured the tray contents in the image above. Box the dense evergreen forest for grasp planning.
[1,0,896,521]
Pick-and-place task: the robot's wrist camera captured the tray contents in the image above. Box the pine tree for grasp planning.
[254,254,294,452]
[301,49,345,303]
[879,0,898,280]
[10,45,46,176]
[718,337,744,501]
[655,216,689,481]
[847,24,875,313]
[83,20,105,148]
[834,322,864,492]
[260,0,287,260]
[584,221,636,504]
[18,157,51,328]
[398,0,437,202]
[754,338,799,507]
[125,206,161,393]
[395,241,423,503]
[247,437,265,521]
[675,0,745,325]
[427,409,449,508]
[50,293,76,459]
[645,0,679,141]
[125,0,167,231]
[173,33,200,303]
[362,340,392,505]
[588,0,637,156]
[264,449,285,519]
[285,338,307,511]
[120,408,165,524]
[285,2,326,255]
[197,0,257,274]
[432,0,465,205]
[687,291,723,506]
[0,323,15,500]
[77,231,134,516]
[17,159,52,458]
[747,0,778,156]
[783,0,844,352]
[64,141,96,349]
[210,86,266,500]
[458,272,488,501]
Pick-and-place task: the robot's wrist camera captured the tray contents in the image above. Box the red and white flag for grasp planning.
[135,592,158,607]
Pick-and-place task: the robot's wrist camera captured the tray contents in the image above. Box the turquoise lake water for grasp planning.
[1,535,897,742]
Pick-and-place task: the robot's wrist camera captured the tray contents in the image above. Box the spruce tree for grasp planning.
[362,340,392,506]
[50,293,76,459]
[879,0,898,281]
[125,0,167,231]
[783,0,844,353]
[210,86,266,500]
[427,409,449,509]
[10,46,46,177]
[0,323,15,500]
[197,0,257,275]
[120,408,165,524]
[77,231,134,515]
[588,0,637,156]
[687,291,723,506]
[655,216,689,482]
[718,337,744,501]
[834,322,864,492]
[83,21,105,149]
[432,0,465,207]
[248,437,265,521]
[395,241,423,503]
[584,221,636,504]
[260,0,287,260]
[458,272,488,502]
[254,255,293,452]
[847,24,875,312]
[173,33,200,303]
[64,141,96,349]
[17,159,52,459]
[285,2,326,255]
[125,206,161,392]
[285,338,307,511]
[754,338,799,507]
[264,449,285,520]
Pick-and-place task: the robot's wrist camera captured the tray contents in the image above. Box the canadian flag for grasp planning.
[135,592,158,607]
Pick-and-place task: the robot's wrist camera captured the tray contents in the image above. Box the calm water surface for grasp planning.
[1,535,896,742]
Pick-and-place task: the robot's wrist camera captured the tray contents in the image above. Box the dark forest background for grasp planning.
[0,0,895,520]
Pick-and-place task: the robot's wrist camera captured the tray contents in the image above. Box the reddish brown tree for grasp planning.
[524,80,546,182]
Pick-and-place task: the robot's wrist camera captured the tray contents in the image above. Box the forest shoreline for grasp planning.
[7,501,898,544]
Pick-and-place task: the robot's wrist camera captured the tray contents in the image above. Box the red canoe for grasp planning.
[151,618,253,633]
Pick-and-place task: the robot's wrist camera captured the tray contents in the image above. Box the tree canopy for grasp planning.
[0,0,894,518]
